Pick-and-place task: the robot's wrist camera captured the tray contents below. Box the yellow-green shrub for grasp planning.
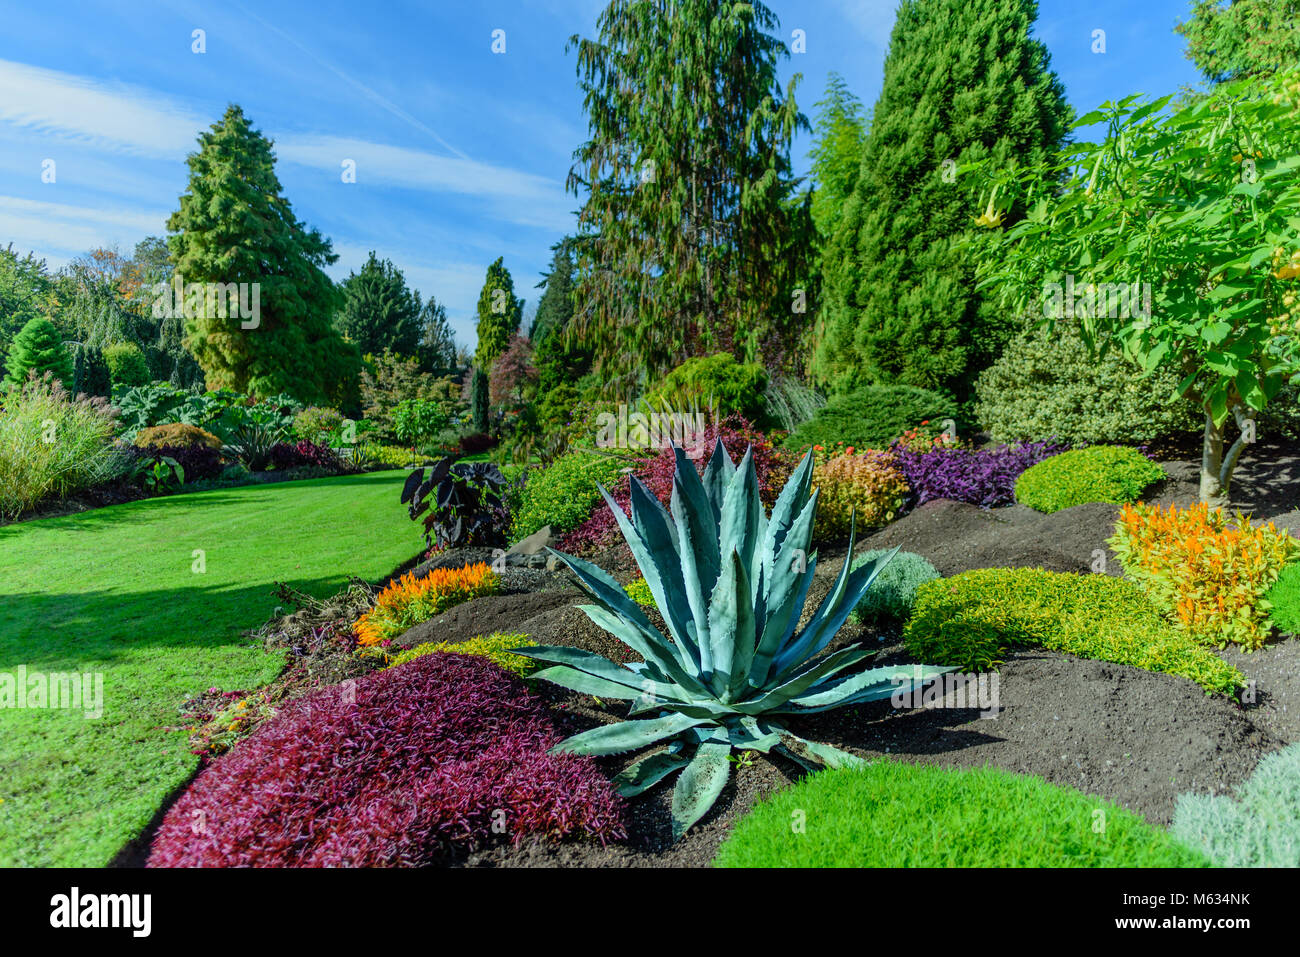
[812,449,908,539]
[904,567,1245,696]
[1108,502,1300,650]
[387,632,536,677]
[134,422,224,450]
[623,576,654,606]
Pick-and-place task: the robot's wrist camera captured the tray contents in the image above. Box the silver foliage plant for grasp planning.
[517,440,951,838]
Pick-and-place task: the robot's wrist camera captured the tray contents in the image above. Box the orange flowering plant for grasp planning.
[1107,502,1300,650]
[354,563,499,647]
[812,448,909,539]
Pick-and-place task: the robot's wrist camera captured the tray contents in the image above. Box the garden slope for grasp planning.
[0,469,420,867]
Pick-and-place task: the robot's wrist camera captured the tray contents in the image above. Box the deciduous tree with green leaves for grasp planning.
[975,70,1300,504]
[167,105,360,407]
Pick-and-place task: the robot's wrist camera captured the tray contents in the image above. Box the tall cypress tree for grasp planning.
[167,105,360,406]
[815,0,1070,400]
[417,294,458,373]
[568,0,816,394]
[335,252,422,358]
[473,257,523,370]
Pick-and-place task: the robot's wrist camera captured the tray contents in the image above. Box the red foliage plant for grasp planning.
[558,414,795,556]
[147,653,626,867]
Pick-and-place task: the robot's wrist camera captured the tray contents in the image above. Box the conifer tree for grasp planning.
[568,0,816,393]
[4,317,74,390]
[166,105,360,405]
[1176,0,1300,84]
[335,252,422,358]
[814,0,1070,400]
[474,257,523,370]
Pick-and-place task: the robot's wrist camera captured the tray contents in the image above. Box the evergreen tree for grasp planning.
[4,317,74,390]
[335,251,422,357]
[809,73,869,242]
[0,245,52,371]
[470,368,490,433]
[474,257,523,370]
[166,105,360,406]
[417,294,458,373]
[531,238,592,395]
[814,0,1071,400]
[1176,0,1300,84]
[568,0,816,394]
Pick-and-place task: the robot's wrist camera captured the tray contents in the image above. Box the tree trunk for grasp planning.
[1199,405,1254,506]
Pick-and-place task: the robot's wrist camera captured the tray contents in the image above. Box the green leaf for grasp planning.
[670,739,732,839]
[528,665,645,700]
[552,712,712,757]
[612,746,688,797]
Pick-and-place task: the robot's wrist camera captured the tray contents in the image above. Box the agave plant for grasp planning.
[518,440,951,838]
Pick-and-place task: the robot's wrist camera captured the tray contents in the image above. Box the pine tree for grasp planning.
[809,73,869,242]
[1176,0,1300,84]
[0,245,53,369]
[417,294,458,373]
[814,0,1070,400]
[531,238,591,396]
[335,251,422,358]
[568,0,816,394]
[166,105,360,406]
[4,317,74,390]
[474,257,523,370]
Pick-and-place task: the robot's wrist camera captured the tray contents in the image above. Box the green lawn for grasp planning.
[0,470,421,866]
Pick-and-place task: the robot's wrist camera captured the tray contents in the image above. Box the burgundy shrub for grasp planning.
[147,654,625,867]
[268,440,345,472]
[889,439,1068,508]
[459,432,495,455]
[130,444,225,482]
[558,414,794,556]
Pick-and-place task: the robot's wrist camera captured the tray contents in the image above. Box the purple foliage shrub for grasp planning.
[147,653,626,867]
[130,443,224,482]
[890,440,1068,508]
[268,440,345,472]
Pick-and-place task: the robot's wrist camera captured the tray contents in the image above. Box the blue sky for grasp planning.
[0,0,1206,346]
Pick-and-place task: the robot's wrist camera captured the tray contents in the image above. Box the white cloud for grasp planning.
[0,58,203,158]
[0,195,168,261]
[831,0,898,50]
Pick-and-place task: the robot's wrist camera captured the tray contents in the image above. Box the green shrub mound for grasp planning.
[714,762,1208,868]
[510,450,626,542]
[784,384,959,453]
[975,318,1198,446]
[1172,742,1300,867]
[1265,561,1300,635]
[904,568,1245,696]
[644,353,769,427]
[1014,446,1164,513]
[847,549,940,625]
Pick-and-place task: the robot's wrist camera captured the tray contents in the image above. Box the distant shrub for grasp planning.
[1172,742,1300,867]
[388,633,537,678]
[847,549,940,626]
[644,353,769,427]
[511,450,626,543]
[975,317,1198,445]
[890,439,1066,508]
[0,373,125,519]
[460,432,495,455]
[1015,446,1163,513]
[355,563,499,647]
[1266,561,1300,635]
[715,763,1207,868]
[101,342,151,390]
[133,422,224,450]
[784,384,959,454]
[813,449,908,539]
[904,568,1244,695]
[557,416,793,555]
[268,440,345,473]
[292,406,345,444]
[1109,502,1300,651]
[147,653,626,866]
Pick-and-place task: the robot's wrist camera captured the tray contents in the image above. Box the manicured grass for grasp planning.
[0,470,421,866]
[714,762,1209,868]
